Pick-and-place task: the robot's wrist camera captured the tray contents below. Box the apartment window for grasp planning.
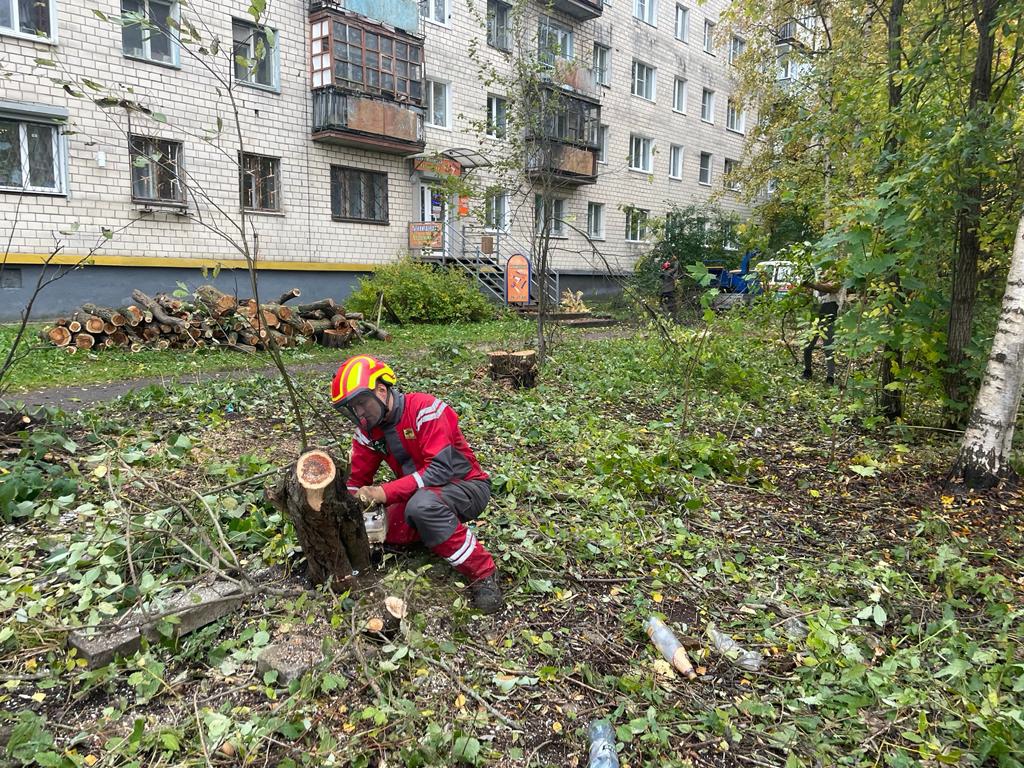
[485,191,508,231]
[1,0,54,38]
[232,19,278,90]
[729,35,746,64]
[701,88,715,122]
[331,166,388,223]
[631,60,656,101]
[419,0,446,25]
[669,144,683,179]
[633,0,656,26]
[628,134,653,172]
[672,78,687,113]
[122,0,179,65]
[426,80,449,127]
[240,153,280,212]
[538,16,573,66]
[0,118,64,194]
[674,5,688,41]
[129,135,184,205]
[593,43,611,86]
[698,151,712,185]
[625,207,649,242]
[587,202,605,239]
[487,0,510,51]
[778,54,794,81]
[328,20,424,102]
[723,221,739,250]
[596,124,608,163]
[724,158,740,191]
[703,19,715,54]
[726,99,746,133]
[486,95,507,138]
[535,196,566,237]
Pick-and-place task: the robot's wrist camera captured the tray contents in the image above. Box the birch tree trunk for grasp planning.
[954,209,1024,488]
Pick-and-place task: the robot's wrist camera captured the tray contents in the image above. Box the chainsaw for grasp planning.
[362,503,388,546]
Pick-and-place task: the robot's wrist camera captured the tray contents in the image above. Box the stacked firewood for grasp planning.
[40,286,390,354]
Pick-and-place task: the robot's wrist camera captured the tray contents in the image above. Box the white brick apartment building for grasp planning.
[0,0,753,317]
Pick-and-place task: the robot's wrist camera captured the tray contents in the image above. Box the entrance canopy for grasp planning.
[407,147,492,177]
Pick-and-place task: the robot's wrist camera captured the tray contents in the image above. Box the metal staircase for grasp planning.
[422,223,561,309]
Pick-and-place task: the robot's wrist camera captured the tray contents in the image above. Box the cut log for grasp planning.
[82,315,105,335]
[196,285,237,317]
[358,321,392,342]
[489,350,538,389]
[345,312,365,321]
[66,319,82,334]
[119,305,144,326]
[364,596,407,640]
[131,290,187,330]
[46,326,72,347]
[103,322,117,335]
[109,330,129,348]
[82,304,127,327]
[278,288,301,305]
[73,332,96,349]
[63,345,78,355]
[265,449,372,586]
[320,328,355,349]
[295,298,337,315]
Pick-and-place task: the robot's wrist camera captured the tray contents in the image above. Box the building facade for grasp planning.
[0,0,752,317]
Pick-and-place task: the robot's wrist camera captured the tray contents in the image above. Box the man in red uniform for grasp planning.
[331,355,504,614]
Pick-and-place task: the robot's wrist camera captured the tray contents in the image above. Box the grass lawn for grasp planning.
[1,308,1021,766]
[0,317,537,394]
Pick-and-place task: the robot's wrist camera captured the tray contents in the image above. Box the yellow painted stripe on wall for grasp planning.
[3,254,374,272]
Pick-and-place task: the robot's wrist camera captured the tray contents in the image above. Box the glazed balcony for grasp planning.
[309,3,426,153]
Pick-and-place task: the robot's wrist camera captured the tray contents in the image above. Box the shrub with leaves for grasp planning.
[347,258,494,325]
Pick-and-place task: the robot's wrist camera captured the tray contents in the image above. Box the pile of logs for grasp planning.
[40,286,390,354]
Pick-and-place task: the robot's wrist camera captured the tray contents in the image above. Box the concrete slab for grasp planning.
[67,581,244,669]
[68,626,142,668]
[159,581,244,637]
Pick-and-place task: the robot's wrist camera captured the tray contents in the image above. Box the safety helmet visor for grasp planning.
[337,389,387,433]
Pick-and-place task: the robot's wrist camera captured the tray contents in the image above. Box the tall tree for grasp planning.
[946,0,1004,412]
[954,208,1024,487]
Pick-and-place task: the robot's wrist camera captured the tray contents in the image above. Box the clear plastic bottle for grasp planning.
[644,616,697,679]
[707,624,763,671]
[587,719,619,768]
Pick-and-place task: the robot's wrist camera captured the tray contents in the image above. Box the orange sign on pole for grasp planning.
[505,254,531,304]
[458,195,470,216]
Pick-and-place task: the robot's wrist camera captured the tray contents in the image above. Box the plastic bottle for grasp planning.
[587,719,619,768]
[707,624,763,672]
[644,616,697,679]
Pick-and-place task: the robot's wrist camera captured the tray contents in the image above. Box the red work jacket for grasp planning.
[346,391,488,505]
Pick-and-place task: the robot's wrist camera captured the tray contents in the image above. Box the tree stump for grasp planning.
[265,449,372,586]
[489,350,538,389]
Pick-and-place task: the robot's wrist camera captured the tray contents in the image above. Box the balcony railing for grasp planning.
[551,0,603,21]
[312,87,425,154]
[526,142,598,186]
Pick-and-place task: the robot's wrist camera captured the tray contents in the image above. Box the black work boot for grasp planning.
[469,574,504,615]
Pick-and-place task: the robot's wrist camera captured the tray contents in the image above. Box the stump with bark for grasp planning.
[265,449,372,586]
[488,350,539,389]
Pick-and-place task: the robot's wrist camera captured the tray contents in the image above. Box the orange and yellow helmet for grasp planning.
[331,355,397,431]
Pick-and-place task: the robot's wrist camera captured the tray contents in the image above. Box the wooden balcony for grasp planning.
[312,87,425,154]
[526,142,598,186]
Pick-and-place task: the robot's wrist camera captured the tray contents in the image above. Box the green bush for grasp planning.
[347,258,494,324]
